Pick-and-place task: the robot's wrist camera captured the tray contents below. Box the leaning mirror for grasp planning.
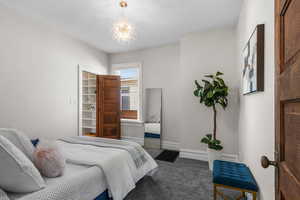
[144,88,162,149]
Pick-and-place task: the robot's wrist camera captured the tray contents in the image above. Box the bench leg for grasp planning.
[236,191,246,200]
[252,192,257,200]
[214,184,217,200]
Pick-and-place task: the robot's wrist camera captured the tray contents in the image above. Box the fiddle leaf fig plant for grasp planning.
[194,71,229,151]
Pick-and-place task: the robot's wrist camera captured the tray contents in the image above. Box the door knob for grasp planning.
[261,156,278,168]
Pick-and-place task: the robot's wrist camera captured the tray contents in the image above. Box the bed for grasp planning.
[6,136,158,200]
[7,164,108,200]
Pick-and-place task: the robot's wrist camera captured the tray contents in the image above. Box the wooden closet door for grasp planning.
[274,0,300,199]
[97,75,121,139]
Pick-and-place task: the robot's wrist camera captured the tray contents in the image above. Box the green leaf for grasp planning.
[205,100,214,107]
[206,134,212,140]
[194,89,200,97]
[216,71,223,76]
[194,80,202,89]
[216,77,225,86]
[202,79,211,85]
[204,75,214,79]
[200,96,204,103]
[207,91,213,98]
[217,98,227,109]
[208,143,223,151]
[213,80,219,87]
[211,139,221,145]
[214,145,223,151]
[201,137,210,144]
[214,88,225,94]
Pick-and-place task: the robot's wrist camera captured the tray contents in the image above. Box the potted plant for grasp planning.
[194,71,229,170]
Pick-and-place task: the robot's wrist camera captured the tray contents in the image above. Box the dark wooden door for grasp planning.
[274,0,300,199]
[97,75,121,139]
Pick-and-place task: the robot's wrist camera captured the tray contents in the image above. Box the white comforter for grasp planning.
[9,164,106,200]
[56,137,158,200]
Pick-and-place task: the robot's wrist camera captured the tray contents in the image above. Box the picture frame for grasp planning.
[242,24,265,95]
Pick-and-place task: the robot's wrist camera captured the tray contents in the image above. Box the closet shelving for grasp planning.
[79,70,121,139]
[81,71,97,136]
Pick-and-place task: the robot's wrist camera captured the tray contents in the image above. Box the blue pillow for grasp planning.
[31,139,39,147]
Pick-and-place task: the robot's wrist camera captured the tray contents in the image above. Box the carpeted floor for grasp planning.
[124,149,245,200]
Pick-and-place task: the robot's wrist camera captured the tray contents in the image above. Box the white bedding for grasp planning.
[7,137,157,200]
[7,164,107,200]
[145,123,161,134]
[57,137,158,200]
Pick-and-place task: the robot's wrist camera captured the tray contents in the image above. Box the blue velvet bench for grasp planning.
[213,160,258,200]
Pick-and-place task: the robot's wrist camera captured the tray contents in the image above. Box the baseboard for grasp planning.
[121,137,238,162]
[121,136,179,150]
[180,149,238,162]
[222,153,239,162]
[162,140,179,150]
[179,149,208,161]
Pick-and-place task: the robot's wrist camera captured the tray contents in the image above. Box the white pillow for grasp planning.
[0,128,34,161]
[0,188,9,200]
[0,136,45,193]
[33,141,66,178]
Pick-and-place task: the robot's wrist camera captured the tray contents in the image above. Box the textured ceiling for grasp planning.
[0,0,243,53]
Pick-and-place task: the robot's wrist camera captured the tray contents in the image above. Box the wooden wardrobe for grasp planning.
[96,75,121,139]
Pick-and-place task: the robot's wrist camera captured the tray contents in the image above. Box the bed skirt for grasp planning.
[144,132,161,138]
[95,190,111,200]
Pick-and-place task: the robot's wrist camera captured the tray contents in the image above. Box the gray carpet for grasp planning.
[124,149,246,200]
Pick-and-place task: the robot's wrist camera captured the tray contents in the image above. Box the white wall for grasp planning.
[110,44,181,144]
[179,28,239,155]
[0,4,108,139]
[110,28,239,156]
[237,0,275,199]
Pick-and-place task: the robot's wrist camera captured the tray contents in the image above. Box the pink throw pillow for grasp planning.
[33,141,65,178]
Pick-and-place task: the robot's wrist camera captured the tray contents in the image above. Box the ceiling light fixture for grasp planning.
[112,0,135,43]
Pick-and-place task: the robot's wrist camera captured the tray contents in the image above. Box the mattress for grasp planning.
[7,163,107,200]
[144,123,160,134]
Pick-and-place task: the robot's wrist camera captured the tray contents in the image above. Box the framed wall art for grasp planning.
[242,24,265,95]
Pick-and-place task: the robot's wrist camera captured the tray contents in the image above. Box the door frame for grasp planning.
[274,1,280,199]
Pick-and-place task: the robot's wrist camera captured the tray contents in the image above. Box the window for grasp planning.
[121,96,130,110]
[112,63,141,120]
